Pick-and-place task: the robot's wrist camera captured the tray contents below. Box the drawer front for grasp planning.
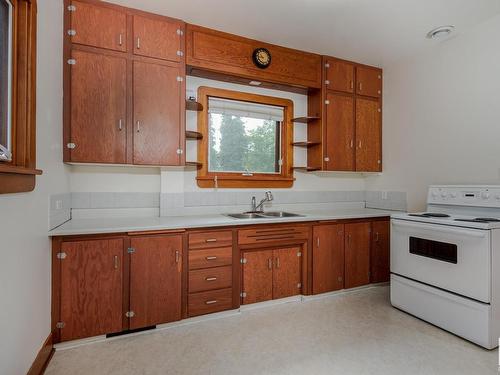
[189,230,233,249]
[189,266,232,293]
[189,247,232,270]
[188,288,233,317]
[238,226,309,245]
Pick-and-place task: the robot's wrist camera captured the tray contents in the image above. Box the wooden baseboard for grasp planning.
[27,332,54,375]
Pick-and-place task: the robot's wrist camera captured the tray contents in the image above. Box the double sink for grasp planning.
[226,212,304,220]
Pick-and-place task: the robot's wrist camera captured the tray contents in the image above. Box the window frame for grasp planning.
[196,86,294,188]
[0,0,41,194]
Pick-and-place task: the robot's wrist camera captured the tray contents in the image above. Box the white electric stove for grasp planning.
[391,185,500,349]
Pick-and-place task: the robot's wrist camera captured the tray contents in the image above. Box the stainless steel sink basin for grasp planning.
[225,211,303,219]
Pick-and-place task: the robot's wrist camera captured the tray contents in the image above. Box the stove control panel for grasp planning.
[428,186,500,207]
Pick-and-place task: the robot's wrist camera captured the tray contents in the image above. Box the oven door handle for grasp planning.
[392,220,488,238]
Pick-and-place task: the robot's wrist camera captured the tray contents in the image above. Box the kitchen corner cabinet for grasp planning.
[370,220,390,283]
[64,0,185,166]
[324,59,354,94]
[355,98,382,172]
[241,247,302,304]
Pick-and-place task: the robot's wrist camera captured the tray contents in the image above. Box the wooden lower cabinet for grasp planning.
[59,239,124,341]
[241,247,302,305]
[370,221,390,283]
[129,235,183,329]
[312,224,344,294]
[344,222,372,289]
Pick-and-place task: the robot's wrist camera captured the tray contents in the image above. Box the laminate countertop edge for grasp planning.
[48,208,399,237]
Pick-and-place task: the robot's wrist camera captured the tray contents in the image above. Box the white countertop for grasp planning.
[49,208,395,236]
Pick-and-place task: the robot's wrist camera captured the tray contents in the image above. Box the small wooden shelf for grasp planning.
[292,141,321,148]
[292,166,321,172]
[186,131,203,140]
[186,100,203,111]
[291,116,320,123]
[185,161,203,168]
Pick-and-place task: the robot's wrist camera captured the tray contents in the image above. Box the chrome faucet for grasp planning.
[250,191,274,212]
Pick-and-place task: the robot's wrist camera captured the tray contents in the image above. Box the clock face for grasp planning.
[252,48,271,69]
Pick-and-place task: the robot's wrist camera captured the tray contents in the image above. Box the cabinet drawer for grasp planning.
[188,288,233,317]
[189,231,233,249]
[238,226,309,245]
[189,247,232,270]
[189,266,232,293]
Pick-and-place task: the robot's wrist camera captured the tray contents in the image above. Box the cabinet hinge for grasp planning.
[176,50,184,57]
[56,322,65,329]
[125,311,135,318]
[297,251,302,257]
[378,108,381,112]
[176,148,183,155]
[176,29,184,36]
[324,100,330,105]
[67,59,76,65]
[324,157,330,162]
[378,75,382,79]
[67,29,76,36]
[297,283,302,288]
[377,160,381,164]
[324,80,330,85]
[66,143,76,149]
[240,258,247,264]
[56,252,67,259]
[240,292,247,298]
[67,4,76,11]
[127,247,135,254]
[324,63,330,68]
[176,76,184,82]
[278,159,283,166]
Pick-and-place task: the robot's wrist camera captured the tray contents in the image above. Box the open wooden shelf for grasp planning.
[292,166,321,172]
[185,130,203,140]
[292,141,321,148]
[186,100,203,111]
[291,116,320,123]
[185,161,203,168]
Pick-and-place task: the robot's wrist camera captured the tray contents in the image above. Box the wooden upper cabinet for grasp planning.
[59,239,124,341]
[129,235,183,329]
[133,15,184,62]
[355,98,382,172]
[325,93,355,171]
[356,66,382,98]
[241,250,273,304]
[325,59,354,93]
[186,25,322,89]
[312,224,345,294]
[272,248,302,299]
[344,222,371,289]
[70,0,127,52]
[133,61,183,166]
[69,50,127,163]
[371,221,390,283]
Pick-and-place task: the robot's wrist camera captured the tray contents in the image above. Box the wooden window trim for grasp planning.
[0,0,41,194]
[196,86,294,188]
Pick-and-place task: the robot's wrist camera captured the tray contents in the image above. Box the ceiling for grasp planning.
[115,0,500,67]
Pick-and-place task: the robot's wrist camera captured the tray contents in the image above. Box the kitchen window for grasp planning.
[196,87,294,188]
[0,0,40,194]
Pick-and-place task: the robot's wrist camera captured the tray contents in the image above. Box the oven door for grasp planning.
[391,219,491,303]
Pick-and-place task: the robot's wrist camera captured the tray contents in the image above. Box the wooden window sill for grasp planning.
[196,175,294,188]
[0,165,43,175]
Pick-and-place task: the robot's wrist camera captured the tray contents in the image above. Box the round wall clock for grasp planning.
[252,48,272,69]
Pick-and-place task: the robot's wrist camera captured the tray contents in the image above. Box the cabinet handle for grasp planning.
[175,250,180,264]
[350,80,354,90]
[206,256,217,260]
[375,232,379,242]
[136,120,140,133]
[205,300,217,305]
[316,237,320,248]
[268,258,273,270]
[118,34,123,46]
[347,234,352,245]
[118,119,123,131]
[359,82,363,91]
[114,255,119,269]
[205,238,217,243]
[276,257,280,269]
[136,37,140,49]
[205,277,217,281]
[358,140,362,149]
[350,139,354,149]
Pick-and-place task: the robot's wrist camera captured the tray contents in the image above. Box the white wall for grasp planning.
[366,14,500,211]
[0,1,69,374]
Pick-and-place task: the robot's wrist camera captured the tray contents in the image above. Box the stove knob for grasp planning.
[482,192,490,199]
[441,192,447,198]
[450,192,457,198]
[431,191,439,198]
[496,195,500,200]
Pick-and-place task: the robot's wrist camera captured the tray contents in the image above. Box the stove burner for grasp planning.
[455,217,500,223]
[409,213,451,218]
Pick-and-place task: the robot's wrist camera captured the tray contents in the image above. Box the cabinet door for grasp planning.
[60,239,123,341]
[356,66,382,98]
[325,59,354,93]
[371,221,390,283]
[273,247,302,299]
[345,222,371,288]
[70,0,126,52]
[355,98,381,172]
[312,224,344,294]
[70,50,127,163]
[325,93,354,171]
[133,15,183,62]
[241,250,273,304]
[129,235,182,329]
[133,61,183,165]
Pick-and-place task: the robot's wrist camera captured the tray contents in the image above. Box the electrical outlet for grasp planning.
[55,200,63,210]
[381,191,388,200]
